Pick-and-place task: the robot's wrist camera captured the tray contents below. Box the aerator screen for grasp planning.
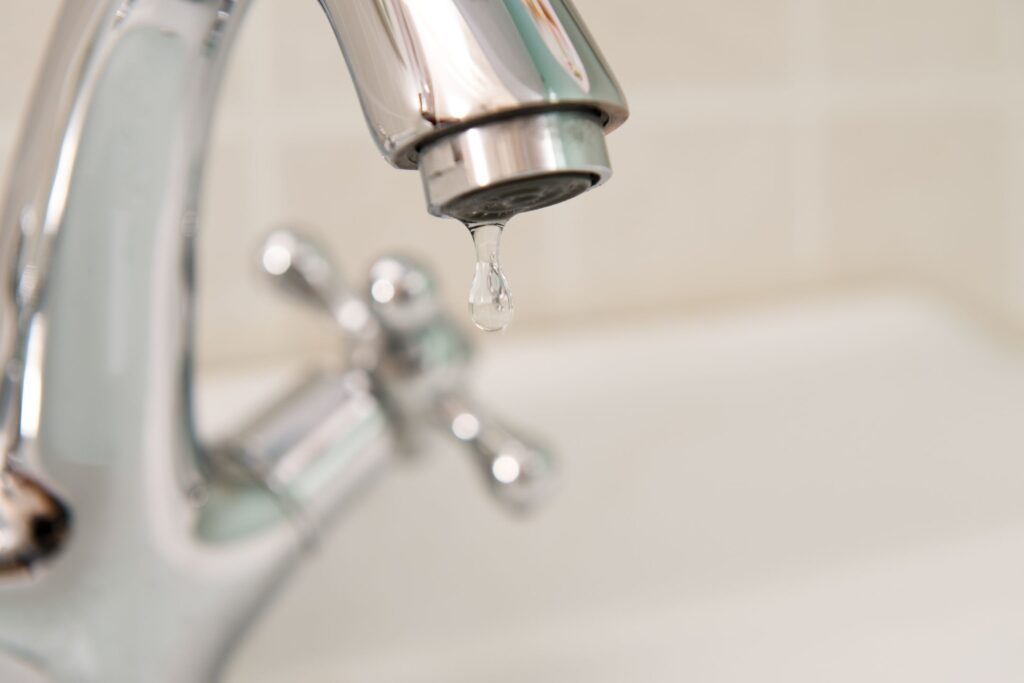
[440,172,595,224]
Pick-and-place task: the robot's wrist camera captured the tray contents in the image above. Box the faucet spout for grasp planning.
[318,0,627,219]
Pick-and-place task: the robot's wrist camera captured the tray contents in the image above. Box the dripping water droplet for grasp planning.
[466,222,514,332]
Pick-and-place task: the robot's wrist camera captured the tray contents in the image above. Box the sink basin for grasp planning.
[222,287,1024,682]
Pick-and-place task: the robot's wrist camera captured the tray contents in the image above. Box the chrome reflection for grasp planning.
[0,0,624,678]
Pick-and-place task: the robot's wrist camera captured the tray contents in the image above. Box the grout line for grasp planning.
[630,78,1013,122]
[787,0,831,279]
[1004,114,1024,313]
[997,0,1024,314]
[0,123,16,200]
[248,6,286,232]
[210,83,1014,150]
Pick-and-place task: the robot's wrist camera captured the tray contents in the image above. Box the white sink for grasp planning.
[210,287,1024,681]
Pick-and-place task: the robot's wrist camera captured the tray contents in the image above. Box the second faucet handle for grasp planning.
[259,230,558,515]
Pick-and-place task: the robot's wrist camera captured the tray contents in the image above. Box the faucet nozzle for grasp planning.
[418,110,611,224]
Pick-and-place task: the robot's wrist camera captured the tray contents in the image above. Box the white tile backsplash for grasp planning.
[582,0,793,88]
[823,0,1006,80]
[2,1,1023,366]
[828,109,1011,294]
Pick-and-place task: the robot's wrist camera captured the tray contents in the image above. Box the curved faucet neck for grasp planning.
[0,0,626,678]
[0,3,313,678]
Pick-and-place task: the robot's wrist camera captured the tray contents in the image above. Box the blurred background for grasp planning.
[4,1,1024,366]
[4,1,1024,682]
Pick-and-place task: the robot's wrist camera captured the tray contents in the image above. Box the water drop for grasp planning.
[466,222,514,332]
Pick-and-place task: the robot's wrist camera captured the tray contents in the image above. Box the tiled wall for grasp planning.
[1,1,1022,366]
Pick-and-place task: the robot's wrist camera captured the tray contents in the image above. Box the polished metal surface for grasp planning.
[260,229,380,344]
[362,252,557,511]
[0,0,626,680]
[437,393,558,513]
[419,109,611,222]
[320,0,627,218]
[261,231,555,513]
[320,0,628,169]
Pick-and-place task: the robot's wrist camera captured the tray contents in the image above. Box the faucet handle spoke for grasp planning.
[260,228,338,311]
[363,254,558,513]
[260,228,379,342]
[436,394,558,514]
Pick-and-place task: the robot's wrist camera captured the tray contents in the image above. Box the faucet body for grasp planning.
[0,1,626,680]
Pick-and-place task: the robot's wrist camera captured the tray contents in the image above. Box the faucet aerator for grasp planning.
[419,110,612,224]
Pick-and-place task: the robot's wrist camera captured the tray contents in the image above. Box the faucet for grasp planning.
[0,1,626,680]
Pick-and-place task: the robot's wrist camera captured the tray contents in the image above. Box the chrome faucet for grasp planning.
[0,1,626,680]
